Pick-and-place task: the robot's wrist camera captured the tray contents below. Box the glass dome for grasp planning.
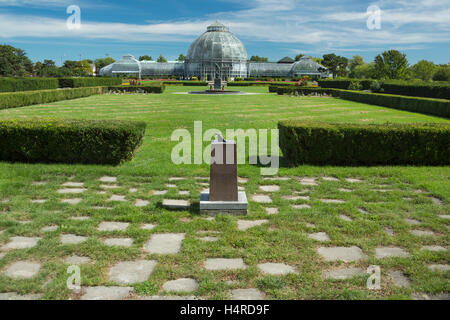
[99,54,141,77]
[289,57,328,76]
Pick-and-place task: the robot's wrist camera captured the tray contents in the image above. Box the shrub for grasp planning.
[369,80,383,93]
[0,87,105,110]
[108,85,165,93]
[272,86,337,96]
[0,78,59,93]
[278,121,450,166]
[58,77,122,88]
[348,81,363,91]
[0,119,146,165]
[380,81,450,100]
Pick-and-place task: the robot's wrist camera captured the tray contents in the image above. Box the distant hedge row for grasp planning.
[229,81,295,87]
[317,79,450,100]
[58,77,122,88]
[0,87,105,110]
[271,86,336,95]
[0,119,146,165]
[161,81,207,86]
[0,78,59,93]
[279,121,450,166]
[108,85,165,93]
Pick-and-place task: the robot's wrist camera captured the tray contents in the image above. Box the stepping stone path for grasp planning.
[205,258,247,271]
[384,227,395,236]
[339,214,353,222]
[1,236,41,250]
[263,177,290,181]
[283,195,310,201]
[317,246,367,262]
[92,206,113,210]
[257,262,296,275]
[429,197,443,206]
[292,204,312,210]
[129,188,138,193]
[178,191,190,196]
[438,215,450,219]
[166,184,177,188]
[101,184,119,189]
[41,226,58,232]
[298,178,318,186]
[265,207,278,215]
[306,223,315,228]
[345,178,362,183]
[410,229,435,237]
[61,198,81,205]
[144,233,185,254]
[2,261,41,279]
[108,195,126,202]
[103,238,133,247]
[162,278,199,293]
[238,177,248,184]
[320,199,345,204]
[135,199,150,207]
[308,232,330,242]
[324,267,365,280]
[197,236,218,242]
[153,190,168,195]
[322,176,339,182]
[71,216,89,221]
[162,199,190,210]
[31,199,47,204]
[404,218,421,225]
[389,271,411,288]
[62,182,84,187]
[81,286,133,300]
[338,188,353,193]
[141,224,157,230]
[109,260,157,285]
[259,185,280,192]
[60,234,87,245]
[421,245,446,252]
[375,247,410,259]
[57,188,87,194]
[251,195,272,203]
[65,255,91,265]
[99,176,117,183]
[32,181,48,186]
[237,220,268,231]
[0,292,42,300]
[97,222,129,232]
[358,208,369,214]
[428,264,450,272]
[141,295,200,300]
[169,177,185,181]
[232,288,265,300]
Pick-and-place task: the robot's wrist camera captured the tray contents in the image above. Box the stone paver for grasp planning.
[60,234,87,245]
[308,232,330,242]
[101,184,119,189]
[339,214,353,222]
[317,246,367,262]
[0,292,42,300]
[71,216,89,221]
[178,191,190,196]
[421,245,446,252]
[429,197,443,206]
[375,247,410,259]
[346,178,362,183]
[163,278,199,293]
[153,190,168,195]
[62,182,84,187]
[65,255,91,265]
[283,195,310,201]
[306,223,315,228]
[384,227,395,236]
[98,221,129,232]
[389,271,411,288]
[410,230,435,237]
[80,286,133,300]
[205,258,247,270]
[92,206,113,210]
[141,295,200,300]
[265,207,279,215]
[144,233,185,254]
[232,288,265,300]
[141,224,157,230]
[338,188,353,193]
[57,188,87,194]
[162,199,190,210]
[322,176,339,182]
[358,208,369,214]
[320,199,345,204]
[32,181,48,186]
[169,177,185,182]
[259,185,280,192]
[238,177,248,184]
[103,238,133,247]
[61,198,82,205]
[428,264,450,272]
[251,195,272,203]
[30,199,47,204]
[237,220,268,231]
[257,263,296,275]
[42,225,58,232]
[99,176,117,183]
[1,236,41,251]
[165,184,177,188]
[298,178,318,186]
[263,177,290,181]
[292,204,312,210]
[129,188,138,193]
[404,218,421,225]
[324,267,365,280]
[108,195,126,202]
[109,260,157,285]
[197,236,218,242]
[2,261,41,279]
[438,215,450,219]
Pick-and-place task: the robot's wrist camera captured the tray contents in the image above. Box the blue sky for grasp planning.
[0,0,449,65]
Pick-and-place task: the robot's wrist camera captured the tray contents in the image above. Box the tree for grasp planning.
[349,55,364,71]
[177,54,186,61]
[373,50,408,79]
[249,55,268,62]
[139,55,153,61]
[412,60,436,81]
[94,57,115,71]
[322,53,348,78]
[157,54,167,63]
[351,63,375,79]
[295,54,305,61]
[0,44,33,76]
[63,60,93,76]
[433,65,450,81]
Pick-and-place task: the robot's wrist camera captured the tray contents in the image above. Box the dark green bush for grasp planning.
[161,81,207,86]
[318,79,353,89]
[0,119,146,165]
[0,78,59,92]
[380,81,450,100]
[279,121,450,166]
[58,77,122,88]
[273,86,337,96]
[0,87,105,110]
[108,85,165,93]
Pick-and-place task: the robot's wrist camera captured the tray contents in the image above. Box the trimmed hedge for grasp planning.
[273,86,337,95]
[0,87,105,110]
[108,85,165,93]
[58,77,122,88]
[162,81,207,86]
[279,121,450,166]
[229,81,295,87]
[0,78,59,93]
[0,119,146,165]
[338,90,450,118]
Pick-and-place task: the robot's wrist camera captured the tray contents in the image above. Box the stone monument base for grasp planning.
[200,192,248,216]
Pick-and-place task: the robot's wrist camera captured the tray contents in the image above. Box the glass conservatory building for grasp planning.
[99,22,329,79]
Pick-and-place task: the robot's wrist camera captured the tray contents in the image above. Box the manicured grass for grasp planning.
[0,86,448,300]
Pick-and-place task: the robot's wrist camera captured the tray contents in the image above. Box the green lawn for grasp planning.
[0,86,448,300]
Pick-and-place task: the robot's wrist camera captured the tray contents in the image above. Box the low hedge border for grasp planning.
[0,119,146,165]
[279,121,450,166]
[273,86,337,95]
[108,85,165,93]
[162,81,207,86]
[58,77,122,88]
[0,78,59,93]
[0,87,105,110]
